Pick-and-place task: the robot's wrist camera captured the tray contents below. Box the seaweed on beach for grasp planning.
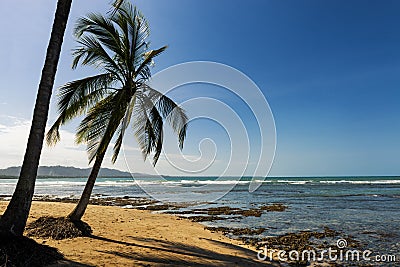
[194,206,240,215]
[205,226,266,236]
[193,206,263,217]
[26,216,92,240]
[260,203,288,212]
[250,227,342,251]
[238,227,342,266]
[136,204,182,211]
[241,226,363,266]
[31,195,160,208]
[240,209,263,217]
[163,210,194,215]
[0,235,63,266]
[91,197,159,207]
[169,204,289,222]
[137,204,171,210]
[192,204,288,218]
[181,215,237,222]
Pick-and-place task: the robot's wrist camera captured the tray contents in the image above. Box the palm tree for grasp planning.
[46,2,187,222]
[0,0,73,237]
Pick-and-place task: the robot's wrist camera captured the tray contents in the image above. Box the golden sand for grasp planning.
[0,201,278,266]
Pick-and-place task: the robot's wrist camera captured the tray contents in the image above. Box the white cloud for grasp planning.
[0,118,31,167]
[0,116,167,174]
[0,117,88,169]
[0,116,244,176]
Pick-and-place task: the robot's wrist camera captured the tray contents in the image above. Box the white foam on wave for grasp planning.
[2,178,400,190]
[319,180,349,184]
[96,180,136,186]
[197,180,249,185]
[320,180,400,184]
[35,180,87,186]
[288,181,309,185]
[0,183,17,186]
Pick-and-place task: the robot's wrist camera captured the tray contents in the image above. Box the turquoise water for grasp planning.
[1,176,399,263]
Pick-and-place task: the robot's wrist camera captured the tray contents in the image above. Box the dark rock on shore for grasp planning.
[205,226,266,236]
[260,203,288,212]
[181,215,237,222]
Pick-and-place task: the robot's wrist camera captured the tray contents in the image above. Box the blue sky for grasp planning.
[0,0,399,176]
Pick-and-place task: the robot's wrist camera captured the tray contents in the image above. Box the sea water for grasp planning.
[0,176,399,261]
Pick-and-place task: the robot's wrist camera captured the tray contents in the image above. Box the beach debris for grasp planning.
[26,216,92,240]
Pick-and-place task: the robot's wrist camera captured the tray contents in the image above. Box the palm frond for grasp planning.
[72,35,127,82]
[135,46,167,81]
[112,93,136,163]
[77,90,132,162]
[109,0,125,16]
[46,116,63,146]
[46,74,113,146]
[75,97,112,142]
[109,6,131,71]
[142,85,188,149]
[148,104,164,164]
[74,13,124,62]
[58,73,114,115]
[129,9,150,69]
[132,91,164,165]
[49,3,187,168]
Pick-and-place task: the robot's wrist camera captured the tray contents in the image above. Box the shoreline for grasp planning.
[0,201,277,266]
[1,195,393,266]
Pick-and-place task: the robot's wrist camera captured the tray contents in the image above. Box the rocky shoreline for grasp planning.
[0,195,370,266]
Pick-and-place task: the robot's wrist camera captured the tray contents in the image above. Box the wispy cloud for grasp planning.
[0,116,87,169]
[0,116,238,176]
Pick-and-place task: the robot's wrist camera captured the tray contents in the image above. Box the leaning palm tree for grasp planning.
[46,2,187,222]
[0,0,73,237]
[0,0,128,240]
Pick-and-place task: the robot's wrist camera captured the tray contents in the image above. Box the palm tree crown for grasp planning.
[47,1,187,165]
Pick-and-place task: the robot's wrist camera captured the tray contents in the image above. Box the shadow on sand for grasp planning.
[89,234,280,266]
[0,234,92,267]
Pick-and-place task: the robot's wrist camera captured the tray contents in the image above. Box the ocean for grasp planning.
[1,176,399,265]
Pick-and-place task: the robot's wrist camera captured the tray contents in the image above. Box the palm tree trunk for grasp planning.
[0,0,72,236]
[68,152,105,221]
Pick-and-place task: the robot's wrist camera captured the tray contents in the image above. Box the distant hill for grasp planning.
[0,166,153,178]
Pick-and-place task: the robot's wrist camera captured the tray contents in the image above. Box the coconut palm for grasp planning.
[0,0,73,237]
[46,2,187,222]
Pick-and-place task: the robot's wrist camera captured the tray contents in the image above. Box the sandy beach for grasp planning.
[0,201,277,266]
